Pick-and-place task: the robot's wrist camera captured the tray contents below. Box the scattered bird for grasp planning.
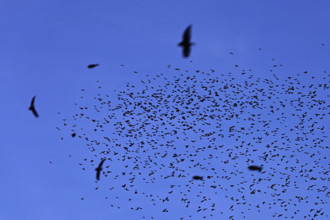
[192,176,203,180]
[248,165,263,172]
[88,64,99,69]
[95,158,106,181]
[178,25,194,58]
[29,96,39,118]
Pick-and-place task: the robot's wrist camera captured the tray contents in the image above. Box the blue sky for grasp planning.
[1,0,329,219]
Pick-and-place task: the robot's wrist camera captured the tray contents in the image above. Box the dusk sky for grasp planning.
[1,1,329,219]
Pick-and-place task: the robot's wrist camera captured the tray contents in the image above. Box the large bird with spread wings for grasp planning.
[178,25,194,58]
[29,96,39,118]
[95,158,106,181]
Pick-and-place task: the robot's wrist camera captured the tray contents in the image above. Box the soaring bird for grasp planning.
[248,165,263,172]
[29,96,39,118]
[88,64,99,69]
[95,158,106,181]
[178,25,194,58]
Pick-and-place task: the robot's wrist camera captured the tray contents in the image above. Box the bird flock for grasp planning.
[57,64,329,219]
[31,25,329,219]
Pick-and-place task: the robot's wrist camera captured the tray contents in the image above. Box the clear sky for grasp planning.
[1,0,329,219]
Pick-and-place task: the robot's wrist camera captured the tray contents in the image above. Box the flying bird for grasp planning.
[29,96,39,118]
[95,158,106,181]
[88,64,99,69]
[192,175,203,180]
[178,25,194,58]
[248,165,263,172]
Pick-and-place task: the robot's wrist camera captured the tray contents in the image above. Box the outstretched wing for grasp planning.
[31,107,39,118]
[30,96,36,107]
[97,158,106,169]
[182,25,192,43]
[96,170,101,180]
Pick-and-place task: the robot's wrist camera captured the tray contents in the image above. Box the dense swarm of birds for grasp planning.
[25,25,328,219]
[56,62,329,219]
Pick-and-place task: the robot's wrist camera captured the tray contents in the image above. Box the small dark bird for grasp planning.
[178,25,194,58]
[248,165,263,172]
[192,175,203,180]
[87,64,99,69]
[29,96,39,118]
[95,158,106,181]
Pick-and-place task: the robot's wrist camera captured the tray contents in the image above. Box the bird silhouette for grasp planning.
[96,158,106,181]
[88,64,99,69]
[248,165,263,172]
[178,25,194,58]
[29,96,39,118]
[192,175,203,180]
